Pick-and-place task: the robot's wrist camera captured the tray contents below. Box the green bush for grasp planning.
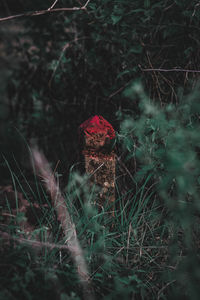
[119,81,200,299]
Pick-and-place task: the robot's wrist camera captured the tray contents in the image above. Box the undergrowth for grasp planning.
[0,166,163,300]
[1,82,200,300]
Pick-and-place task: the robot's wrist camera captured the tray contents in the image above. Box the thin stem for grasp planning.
[48,0,59,11]
[0,0,91,22]
[139,65,200,73]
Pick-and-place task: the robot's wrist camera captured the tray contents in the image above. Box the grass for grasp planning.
[0,158,167,299]
[0,147,200,300]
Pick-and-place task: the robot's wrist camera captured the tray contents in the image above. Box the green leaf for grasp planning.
[129,45,143,54]
[111,15,122,25]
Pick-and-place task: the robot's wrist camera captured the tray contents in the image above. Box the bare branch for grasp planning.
[82,0,91,9]
[139,65,200,73]
[48,0,59,11]
[107,80,132,99]
[0,0,91,22]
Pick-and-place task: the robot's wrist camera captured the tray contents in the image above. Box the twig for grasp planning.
[31,147,95,300]
[1,229,97,255]
[49,36,90,87]
[0,0,91,22]
[107,80,132,99]
[157,280,176,299]
[116,155,136,184]
[126,223,132,265]
[82,0,91,9]
[48,0,59,11]
[0,230,70,251]
[139,65,200,73]
[145,52,163,105]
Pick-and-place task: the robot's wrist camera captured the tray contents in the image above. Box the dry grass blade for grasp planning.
[31,147,95,300]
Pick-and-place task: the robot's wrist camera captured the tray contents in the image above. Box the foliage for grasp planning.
[1,0,200,165]
[0,0,200,299]
[0,162,161,299]
[119,81,200,299]
[1,82,200,299]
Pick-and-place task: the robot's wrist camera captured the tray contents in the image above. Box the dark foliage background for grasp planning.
[1,0,200,178]
[1,0,200,299]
